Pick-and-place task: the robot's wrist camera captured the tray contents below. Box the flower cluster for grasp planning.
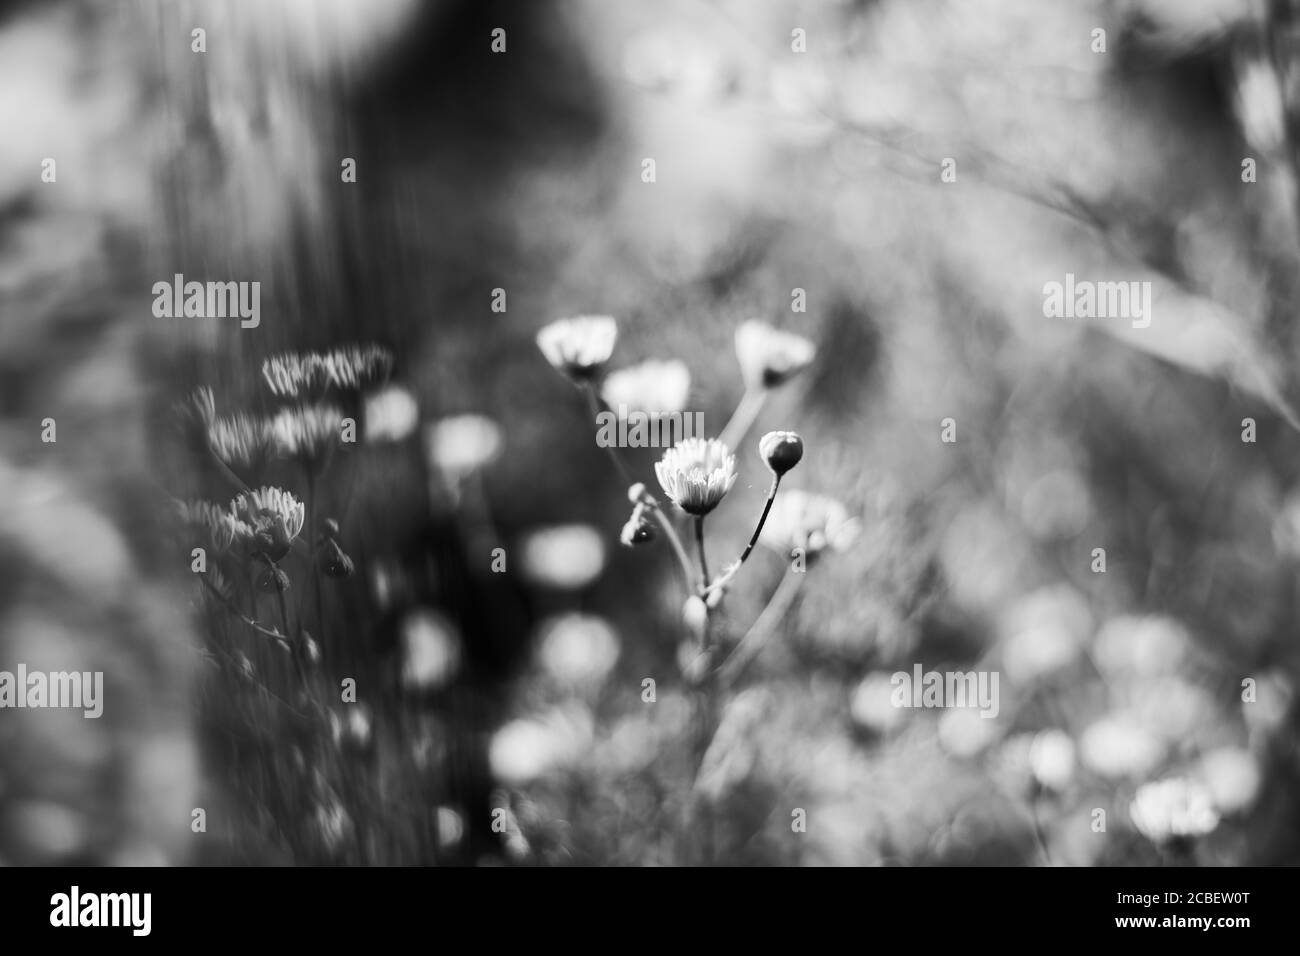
[536,313,857,689]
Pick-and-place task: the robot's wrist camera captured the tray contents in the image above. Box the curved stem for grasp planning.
[718,388,766,452]
[703,474,780,597]
[718,568,803,686]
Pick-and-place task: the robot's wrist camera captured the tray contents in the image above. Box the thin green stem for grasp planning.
[703,474,781,597]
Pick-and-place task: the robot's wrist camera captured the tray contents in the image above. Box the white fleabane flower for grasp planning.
[1130,776,1221,844]
[759,489,860,558]
[536,316,617,381]
[654,437,737,516]
[424,414,503,478]
[734,319,815,390]
[231,486,306,560]
[600,359,690,416]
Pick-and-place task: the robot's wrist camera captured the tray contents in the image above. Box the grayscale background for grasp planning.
[1,0,1298,866]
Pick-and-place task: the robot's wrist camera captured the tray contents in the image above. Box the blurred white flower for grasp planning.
[399,608,461,691]
[997,586,1091,685]
[314,799,354,853]
[1130,777,1220,844]
[622,29,732,101]
[734,319,815,390]
[1029,729,1076,792]
[262,346,393,397]
[1094,615,1191,679]
[850,671,907,734]
[488,704,594,786]
[535,613,620,691]
[760,489,860,558]
[435,806,464,850]
[938,706,1001,758]
[600,359,691,416]
[1232,53,1286,156]
[268,403,344,462]
[1196,747,1260,815]
[1079,714,1164,780]
[424,414,503,479]
[536,316,617,381]
[330,704,373,749]
[1243,670,1293,737]
[519,524,606,590]
[364,385,419,443]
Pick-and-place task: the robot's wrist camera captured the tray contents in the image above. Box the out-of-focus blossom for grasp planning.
[314,799,354,853]
[269,404,344,463]
[261,345,393,397]
[1029,729,1076,792]
[1094,615,1191,679]
[424,414,503,479]
[363,385,419,443]
[1079,714,1164,780]
[759,430,804,477]
[997,586,1091,685]
[399,608,461,691]
[1197,746,1260,815]
[850,671,908,734]
[759,489,860,558]
[330,705,373,750]
[621,29,733,101]
[654,437,737,516]
[1243,670,1293,738]
[174,499,248,553]
[938,706,1002,758]
[519,524,606,590]
[535,613,620,691]
[1130,777,1221,843]
[1232,53,1285,156]
[231,486,305,561]
[435,806,464,850]
[734,319,815,390]
[600,359,691,416]
[207,413,274,470]
[488,704,594,786]
[536,316,617,381]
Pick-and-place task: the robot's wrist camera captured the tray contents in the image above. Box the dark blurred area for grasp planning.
[1,0,1299,866]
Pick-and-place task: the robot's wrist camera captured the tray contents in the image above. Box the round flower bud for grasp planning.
[627,482,646,504]
[257,565,291,593]
[620,515,655,547]
[759,430,803,477]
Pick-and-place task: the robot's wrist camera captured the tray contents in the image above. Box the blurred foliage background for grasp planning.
[4,0,1300,865]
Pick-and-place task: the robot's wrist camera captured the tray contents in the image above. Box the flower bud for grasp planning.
[257,565,291,593]
[620,515,655,546]
[682,595,709,643]
[627,482,646,504]
[759,430,803,477]
[317,538,355,578]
